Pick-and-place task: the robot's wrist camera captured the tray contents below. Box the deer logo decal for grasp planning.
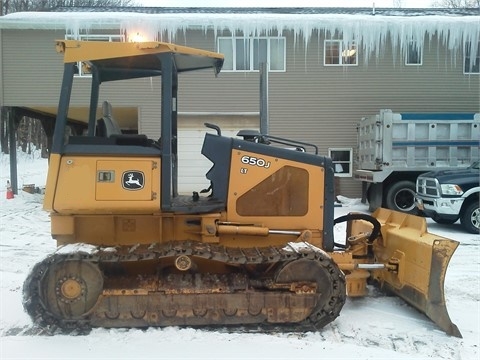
[122,171,144,190]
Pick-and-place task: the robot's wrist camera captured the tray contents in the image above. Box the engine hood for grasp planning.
[420,164,479,190]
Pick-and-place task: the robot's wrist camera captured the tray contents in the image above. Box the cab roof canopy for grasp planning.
[53,40,225,208]
[56,40,224,82]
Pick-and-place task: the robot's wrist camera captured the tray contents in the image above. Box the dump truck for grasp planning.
[23,40,461,337]
[355,109,479,214]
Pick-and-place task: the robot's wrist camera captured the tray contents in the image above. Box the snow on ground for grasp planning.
[0,150,479,360]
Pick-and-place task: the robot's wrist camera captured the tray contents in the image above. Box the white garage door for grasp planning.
[177,115,259,194]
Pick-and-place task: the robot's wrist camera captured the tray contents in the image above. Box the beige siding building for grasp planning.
[0,7,479,197]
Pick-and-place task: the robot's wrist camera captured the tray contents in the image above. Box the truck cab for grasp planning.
[415,161,480,234]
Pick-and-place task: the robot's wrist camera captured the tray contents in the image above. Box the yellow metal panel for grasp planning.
[75,215,115,245]
[227,150,325,230]
[53,155,160,214]
[43,153,62,212]
[54,213,224,246]
[56,40,224,64]
[51,215,74,236]
[96,160,153,201]
[53,155,96,212]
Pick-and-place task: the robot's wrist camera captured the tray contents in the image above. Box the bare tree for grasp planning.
[432,0,480,8]
[392,0,404,8]
[2,0,136,15]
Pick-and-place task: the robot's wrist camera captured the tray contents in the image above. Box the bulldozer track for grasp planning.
[23,241,346,334]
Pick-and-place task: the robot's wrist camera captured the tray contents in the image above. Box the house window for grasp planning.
[65,34,125,76]
[218,37,286,72]
[406,41,422,65]
[328,148,352,177]
[464,41,480,74]
[324,40,357,66]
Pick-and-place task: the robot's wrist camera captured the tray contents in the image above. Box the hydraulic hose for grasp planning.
[333,213,381,250]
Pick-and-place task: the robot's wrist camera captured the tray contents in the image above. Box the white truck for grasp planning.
[354,109,480,214]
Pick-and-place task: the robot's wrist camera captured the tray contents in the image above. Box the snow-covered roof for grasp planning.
[0,7,479,65]
[33,6,480,16]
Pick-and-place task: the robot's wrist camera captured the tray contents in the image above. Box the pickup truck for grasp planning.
[415,161,479,234]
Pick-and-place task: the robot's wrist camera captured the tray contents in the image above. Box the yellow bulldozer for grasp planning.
[23,40,461,337]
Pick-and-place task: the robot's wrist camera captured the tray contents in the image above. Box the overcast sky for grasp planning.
[138,0,434,8]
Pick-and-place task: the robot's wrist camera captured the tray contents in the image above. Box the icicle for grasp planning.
[2,11,478,69]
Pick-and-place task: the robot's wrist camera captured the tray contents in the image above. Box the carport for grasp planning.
[2,105,139,194]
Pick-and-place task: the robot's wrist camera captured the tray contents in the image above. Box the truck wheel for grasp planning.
[385,180,418,214]
[460,202,480,234]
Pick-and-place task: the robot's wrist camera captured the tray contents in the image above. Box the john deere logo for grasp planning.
[122,171,144,190]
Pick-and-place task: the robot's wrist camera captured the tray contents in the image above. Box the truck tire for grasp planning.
[385,180,418,214]
[460,202,480,234]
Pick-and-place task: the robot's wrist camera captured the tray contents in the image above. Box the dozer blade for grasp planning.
[354,208,461,337]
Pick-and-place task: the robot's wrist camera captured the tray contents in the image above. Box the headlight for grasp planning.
[440,184,464,196]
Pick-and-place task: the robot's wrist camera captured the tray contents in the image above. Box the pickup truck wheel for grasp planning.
[385,180,418,214]
[460,202,480,234]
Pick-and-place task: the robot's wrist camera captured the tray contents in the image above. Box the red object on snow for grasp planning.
[6,181,14,199]
[6,189,14,199]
